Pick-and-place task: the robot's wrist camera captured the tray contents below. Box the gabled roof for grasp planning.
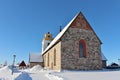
[19,61,26,67]
[29,53,43,62]
[42,12,102,54]
[79,12,102,44]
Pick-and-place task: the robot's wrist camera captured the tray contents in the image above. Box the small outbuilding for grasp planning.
[110,63,119,67]
[102,53,107,68]
[19,60,26,69]
[29,53,43,68]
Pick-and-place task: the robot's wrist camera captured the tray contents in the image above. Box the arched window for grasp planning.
[54,49,56,66]
[48,53,49,66]
[44,55,46,66]
[79,39,86,58]
[80,43,84,57]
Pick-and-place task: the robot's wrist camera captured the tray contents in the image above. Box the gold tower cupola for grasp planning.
[42,32,53,53]
[43,32,53,40]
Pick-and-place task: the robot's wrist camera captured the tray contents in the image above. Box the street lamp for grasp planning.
[12,55,16,75]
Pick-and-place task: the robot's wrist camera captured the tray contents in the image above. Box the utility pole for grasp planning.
[12,55,16,75]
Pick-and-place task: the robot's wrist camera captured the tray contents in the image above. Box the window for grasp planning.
[47,43,50,46]
[79,39,86,58]
[48,53,49,66]
[48,35,50,38]
[80,43,84,57]
[54,49,56,66]
[44,55,46,66]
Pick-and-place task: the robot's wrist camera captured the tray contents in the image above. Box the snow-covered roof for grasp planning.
[102,53,107,61]
[29,53,43,62]
[42,12,79,54]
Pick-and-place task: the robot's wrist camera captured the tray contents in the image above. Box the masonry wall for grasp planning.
[30,62,43,68]
[61,28,102,70]
[43,41,61,70]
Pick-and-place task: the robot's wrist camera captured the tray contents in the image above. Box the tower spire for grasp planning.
[59,26,62,32]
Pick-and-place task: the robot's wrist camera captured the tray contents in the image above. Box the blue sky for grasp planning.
[0,0,120,65]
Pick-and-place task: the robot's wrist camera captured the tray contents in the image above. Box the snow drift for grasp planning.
[30,65,43,72]
[0,66,12,74]
[46,73,63,80]
[0,66,13,80]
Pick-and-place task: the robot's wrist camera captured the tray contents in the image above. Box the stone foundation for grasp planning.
[30,62,43,68]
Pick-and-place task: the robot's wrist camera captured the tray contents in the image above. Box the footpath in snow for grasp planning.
[26,65,50,80]
[27,65,62,80]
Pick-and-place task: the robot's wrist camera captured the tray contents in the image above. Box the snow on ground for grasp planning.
[29,71,49,80]
[0,66,13,80]
[26,65,50,80]
[29,65,42,72]
[0,66,20,80]
[46,73,63,80]
[51,70,120,80]
[15,72,32,80]
[0,65,120,80]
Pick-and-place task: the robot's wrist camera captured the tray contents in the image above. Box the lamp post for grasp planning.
[12,55,16,75]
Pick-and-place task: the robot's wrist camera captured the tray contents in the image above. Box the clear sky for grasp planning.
[0,0,120,65]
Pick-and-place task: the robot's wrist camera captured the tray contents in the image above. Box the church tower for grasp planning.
[42,32,53,52]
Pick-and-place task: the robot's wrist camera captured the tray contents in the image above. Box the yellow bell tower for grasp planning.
[42,32,53,52]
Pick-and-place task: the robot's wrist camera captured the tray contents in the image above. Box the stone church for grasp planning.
[30,12,107,70]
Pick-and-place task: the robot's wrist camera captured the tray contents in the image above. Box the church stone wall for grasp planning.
[61,27,102,70]
[43,41,61,70]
